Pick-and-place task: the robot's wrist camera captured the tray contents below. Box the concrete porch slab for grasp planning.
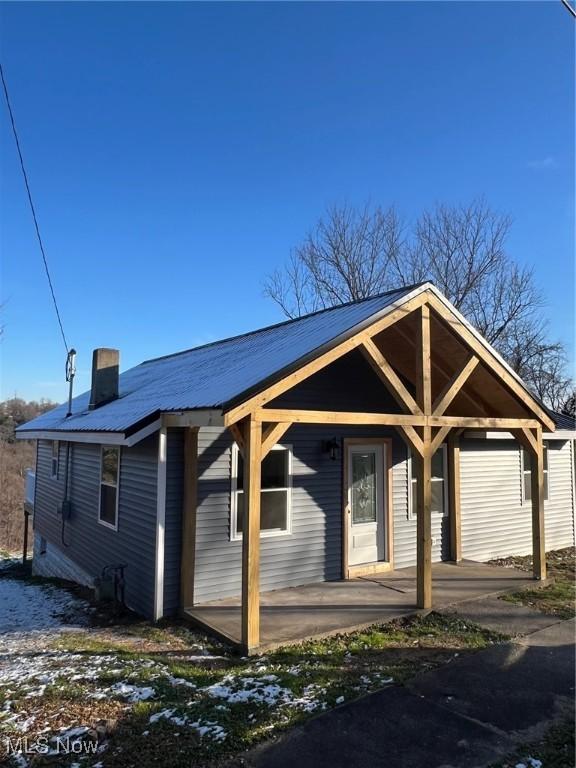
[185,560,538,650]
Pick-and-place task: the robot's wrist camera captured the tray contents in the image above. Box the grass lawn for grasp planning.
[490,547,575,620]
[0,555,508,768]
[491,718,575,768]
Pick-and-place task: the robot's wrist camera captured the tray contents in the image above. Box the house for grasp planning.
[17,282,575,653]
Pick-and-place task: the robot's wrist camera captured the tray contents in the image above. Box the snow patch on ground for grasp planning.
[0,576,89,639]
[205,674,327,712]
[109,682,156,702]
[148,709,227,741]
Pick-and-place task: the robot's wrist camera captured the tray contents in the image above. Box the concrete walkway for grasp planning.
[234,604,574,768]
[187,560,536,649]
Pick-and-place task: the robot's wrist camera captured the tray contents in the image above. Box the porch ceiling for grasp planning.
[184,562,537,651]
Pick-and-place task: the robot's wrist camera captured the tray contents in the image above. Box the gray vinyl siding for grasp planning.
[460,438,575,562]
[193,424,449,604]
[194,351,408,603]
[163,428,185,615]
[34,436,158,617]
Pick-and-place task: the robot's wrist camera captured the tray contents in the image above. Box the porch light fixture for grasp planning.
[323,437,340,461]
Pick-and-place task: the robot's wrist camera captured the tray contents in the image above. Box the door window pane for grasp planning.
[351,452,377,524]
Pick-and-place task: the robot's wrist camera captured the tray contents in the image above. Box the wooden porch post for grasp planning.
[415,304,433,609]
[530,427,546,581]
[180,427,199,610]
[512,427,546,581]
[241,415,262,653]
[447,433,462,563]
[416,429,433,608]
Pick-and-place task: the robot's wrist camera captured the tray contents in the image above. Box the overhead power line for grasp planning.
[0,62,69,353]
[561,0,576,18]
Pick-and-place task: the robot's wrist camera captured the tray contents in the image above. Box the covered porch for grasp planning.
[185,560,537,650]
[179,287,554,653]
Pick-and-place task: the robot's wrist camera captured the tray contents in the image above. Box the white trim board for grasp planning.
[463,430,575,441]
[153,427,167,621]
[16,419,162,447]
[16,410,225,445]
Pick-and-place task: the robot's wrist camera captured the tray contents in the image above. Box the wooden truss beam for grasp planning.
[416,304,432,415]
[360,338,421,415]
[431,425,451,455]
[511,426,539,456]
[254,408,541,431]
[427,293,554,431]
[398,425,424,457]
[432,356,479,417]
[228,422,245,457]
[261,422,291,459]
[428,416,541,429]
[390,323,490,417]
[414,306,433,609]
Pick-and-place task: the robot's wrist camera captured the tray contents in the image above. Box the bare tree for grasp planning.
[264,200,572,410]
[561,393,575,418]
[265,203,406,318]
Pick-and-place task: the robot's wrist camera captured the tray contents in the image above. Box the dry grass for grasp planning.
[492,718,575,768]
[491,548,575,620]
[0,440,34,552]
[1,607,507,767]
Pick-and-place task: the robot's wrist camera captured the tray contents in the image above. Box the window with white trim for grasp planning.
[407,444,449,519]
[522,446,549,503]
[231,443,292,539]
[51,441,59,479]
[99,446,120,529]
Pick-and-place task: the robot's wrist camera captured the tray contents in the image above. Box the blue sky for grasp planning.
[1,1,574,402]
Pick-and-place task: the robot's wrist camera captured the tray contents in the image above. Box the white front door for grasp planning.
[347,443,386,566]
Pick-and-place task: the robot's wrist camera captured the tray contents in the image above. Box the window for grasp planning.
[231,444,292,539]
[99,446,120,529]
[522,446,549,503]
[51,441,59,479]
[408,444,448,519]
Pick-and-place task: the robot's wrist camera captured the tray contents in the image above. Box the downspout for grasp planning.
[154,426,167,621]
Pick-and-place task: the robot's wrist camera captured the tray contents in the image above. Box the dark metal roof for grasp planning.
[17,284,425,435]
[551,411,576,432]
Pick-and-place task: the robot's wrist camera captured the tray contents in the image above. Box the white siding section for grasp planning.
[545,439,575,550]
[461,439,574,562]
